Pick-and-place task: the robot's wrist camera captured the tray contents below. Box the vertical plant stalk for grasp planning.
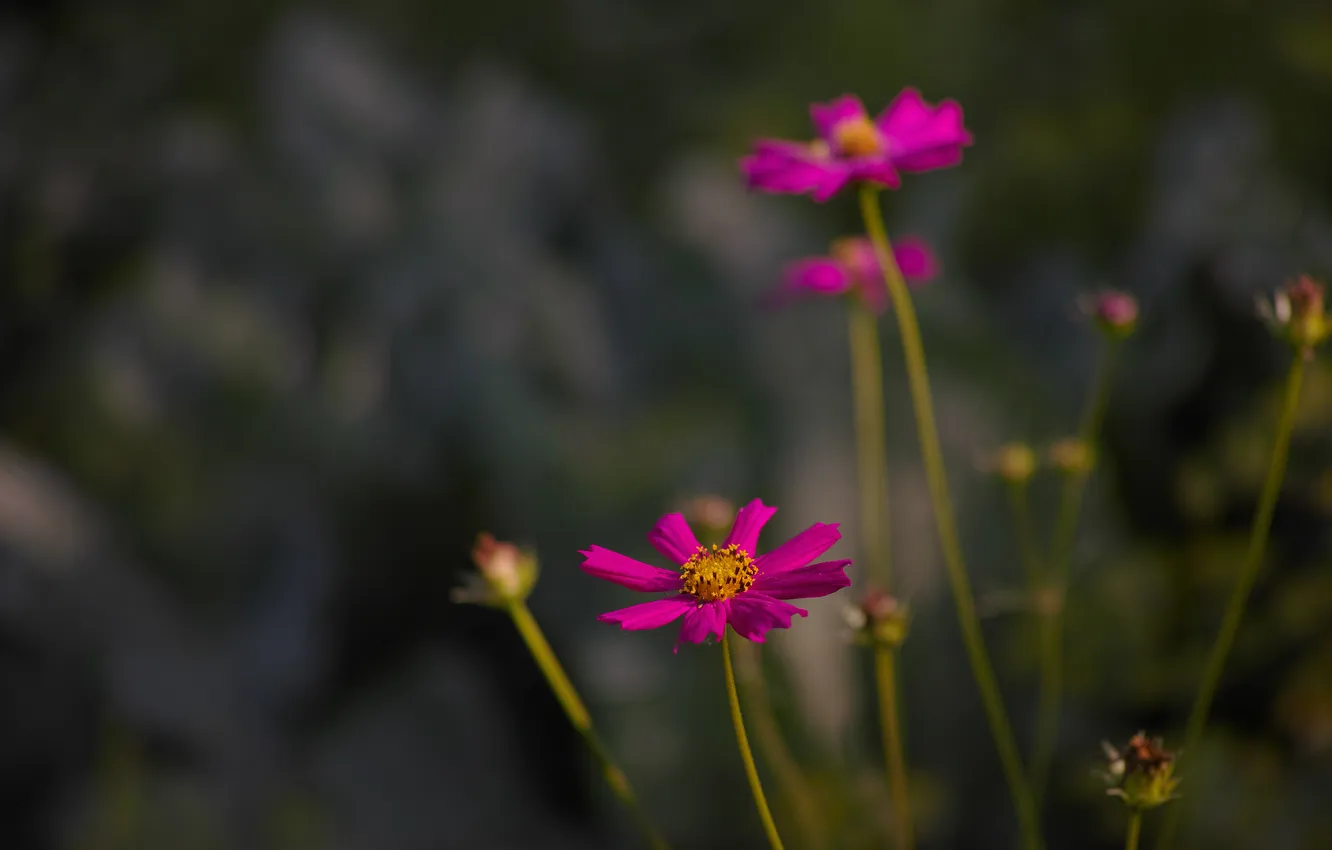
[874,646,915,850]
[848,298,915,850]
[1033,339,1120,802]
[724,633,787,850]
[507,601,671,850]
[1154,354,1305,850]
[858,184,1042,850]
[1125,811,1143,850]
[732,640,828,850]
[1006,481,1042,588]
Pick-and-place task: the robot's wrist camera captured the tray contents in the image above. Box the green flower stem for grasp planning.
[1154,353,1306,850]
[1126,810,1143,850]
[506,601,670,850]
[1033,338,1120,802]
[858,184,1042,850]
[848,300,894,587]
[732,639,828,850]
[875,645,915,850]
[848,292,915,850]
[1006,481,1042,589]
[724,632,786,850]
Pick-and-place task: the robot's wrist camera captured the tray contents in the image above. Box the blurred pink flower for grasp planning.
[777,236,937,312]
[740,89,973,202]
[581,499,850,648]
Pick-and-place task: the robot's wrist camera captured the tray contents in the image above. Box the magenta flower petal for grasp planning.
[893,236,940,282]
[724,498,777,554]
[751,559,852,600]
[727,593,808,642]
[648,513,701,565]
[845,160,901,191]
[753,521,841,574]
[598,595,694,630]
[810,94,869,141]
[679,601,728,644]
[876,88,972,173]
[580,546,683,592]
[741,141,853,202]
[786,258,853,296]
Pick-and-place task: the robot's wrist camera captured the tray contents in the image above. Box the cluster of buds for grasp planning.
[1258,275,1329,358]
[1081,289,1139,340]
[452,533,539,608]
[844,589,909,649]
[1101,732,1181,810]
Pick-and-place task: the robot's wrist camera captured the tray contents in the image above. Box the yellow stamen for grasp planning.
[832,116,882,157]
[680,543,757,602]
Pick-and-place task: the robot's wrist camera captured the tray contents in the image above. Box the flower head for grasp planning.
[844,589,909,649]
[452,533,539,607]
[582,499,851,648]
[741,90,973,202]
[1258,275,1329,357]
[1101,732,1181,810]
[1081,290,1139,339]
[1049,437,1095,477]
[987,442,1038,485]
[777,236,937,312]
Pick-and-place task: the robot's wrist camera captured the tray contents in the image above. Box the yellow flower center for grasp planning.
[680,543,757,602]
[832,116,883,157]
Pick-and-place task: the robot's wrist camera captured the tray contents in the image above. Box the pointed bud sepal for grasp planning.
[452,533,540,608]
[844,589,909,649]
[1258,275,1329,357]
[1101,732,1181,811]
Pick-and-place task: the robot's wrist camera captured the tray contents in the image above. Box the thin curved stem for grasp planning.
[724,632,786,850]
[849,300,893,586]
[1154,354,1305,850]
[858,184,1042,850]
[848,295,914,849]
[508,602,671,850]
[1033,339,1120,803]
[875,646,915,850]
[1125,811,1143,850]
[732,639,828,850]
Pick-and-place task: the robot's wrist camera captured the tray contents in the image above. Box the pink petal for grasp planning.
[785,258,852,296]
[741,141,852,202]
[875,88,972,173]
[598,595,694,630]
[724,498,777,555]
[753,522,841,574]
[648,513,701,565]
[726,593,808,642]
[678,601,728,644]
[580,546,682,592]
[893,236,939,283]
[810,94,870,141]
[845,158,901,191]
[751,559,852,600]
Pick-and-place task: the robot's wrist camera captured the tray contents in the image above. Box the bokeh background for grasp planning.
[2,0,1332,848]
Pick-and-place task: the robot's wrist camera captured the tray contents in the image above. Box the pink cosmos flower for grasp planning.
[581,499,851,647]
[777,235,938,312]
[741,89,973,202]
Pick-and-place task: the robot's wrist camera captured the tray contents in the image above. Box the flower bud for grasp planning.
[680,495,737,546]
[1259,275,1329,357]
[845,589,909,649]
[452,533,539,607]
[1102,732,1180,811]
[1082,290,1139,339]
[993,442,1037,485]
[1049,437,1095,477]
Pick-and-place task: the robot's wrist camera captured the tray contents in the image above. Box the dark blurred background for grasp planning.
[2,0,1331,848]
